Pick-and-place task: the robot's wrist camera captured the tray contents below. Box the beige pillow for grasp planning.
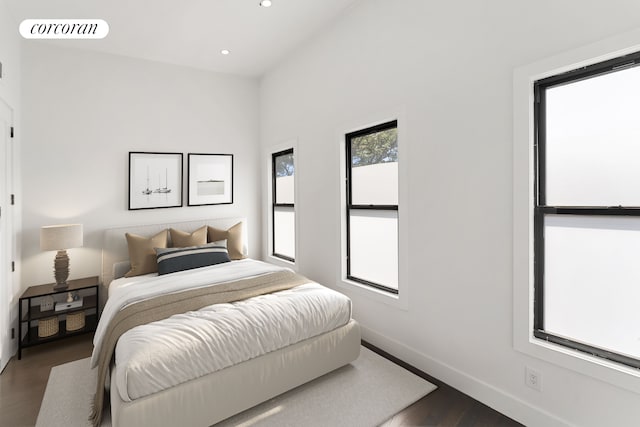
[170,226,207,248]
[207,222,246,260]
[124,230,169,277]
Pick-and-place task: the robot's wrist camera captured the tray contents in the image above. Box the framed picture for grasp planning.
[188,153,234,206]
[129,152,183,210]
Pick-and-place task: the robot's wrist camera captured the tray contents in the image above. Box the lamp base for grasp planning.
[53,250,70,291]
[53,282,69,291]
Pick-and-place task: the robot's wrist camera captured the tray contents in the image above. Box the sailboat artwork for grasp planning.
[129,152,182,210]
[142,167,153,195]
[154,169,172,194]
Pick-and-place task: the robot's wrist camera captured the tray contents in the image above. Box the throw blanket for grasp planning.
[89,269,309,426]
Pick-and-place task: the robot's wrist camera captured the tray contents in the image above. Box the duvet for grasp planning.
[90,259,352,424]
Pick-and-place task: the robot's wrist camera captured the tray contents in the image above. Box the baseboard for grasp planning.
[360,325,571,427]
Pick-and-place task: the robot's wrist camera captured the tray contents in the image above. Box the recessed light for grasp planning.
[260,0,272,7]
[221,49,230,55]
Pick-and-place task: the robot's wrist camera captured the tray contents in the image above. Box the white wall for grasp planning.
[21,43,260,288]
[259,1,640,425]
[0,1,20,110]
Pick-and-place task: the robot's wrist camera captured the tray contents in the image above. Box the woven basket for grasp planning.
[38,317,59,338]
[66,312,85,332]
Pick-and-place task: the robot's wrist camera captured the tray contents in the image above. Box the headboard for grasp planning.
[101,217,248,287]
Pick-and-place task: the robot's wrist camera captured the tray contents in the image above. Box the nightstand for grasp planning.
[18,276,99,359]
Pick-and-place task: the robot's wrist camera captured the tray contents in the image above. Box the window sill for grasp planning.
[515,332,640,395]
[336,277,408,311]
[265,255,296,271]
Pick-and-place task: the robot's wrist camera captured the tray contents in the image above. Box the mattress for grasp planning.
[95,260,352,403]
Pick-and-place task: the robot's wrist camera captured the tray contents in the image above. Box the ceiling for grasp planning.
[6,0,360,76]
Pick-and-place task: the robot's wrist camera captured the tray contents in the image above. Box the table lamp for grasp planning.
[40,224,83,290]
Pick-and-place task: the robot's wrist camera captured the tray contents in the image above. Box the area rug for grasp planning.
[36,346,436,427]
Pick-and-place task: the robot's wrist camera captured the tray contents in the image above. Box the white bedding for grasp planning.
[92,259,286,366]
[92,259,352,403]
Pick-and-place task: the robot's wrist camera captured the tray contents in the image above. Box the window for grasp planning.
[272,148,295,261]
[345,120,398,294]
[534,51,640,369]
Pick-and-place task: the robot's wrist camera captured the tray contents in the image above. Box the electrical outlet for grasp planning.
[525,366,542,391]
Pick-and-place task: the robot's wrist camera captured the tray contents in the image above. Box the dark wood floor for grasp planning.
[0,336,522,427]
[0,334,94,427]
[367,343,523,427]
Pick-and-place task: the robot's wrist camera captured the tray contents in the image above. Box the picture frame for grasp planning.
[129,152,183,210]
[187,153,234,206]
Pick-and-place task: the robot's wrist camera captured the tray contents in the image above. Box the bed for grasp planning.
[96,217,361,427]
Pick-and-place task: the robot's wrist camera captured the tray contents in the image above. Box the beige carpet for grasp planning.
[36,346,436,427]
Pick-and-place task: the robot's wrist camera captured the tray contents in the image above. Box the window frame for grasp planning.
[514,32,640,394]
[533,50,640,370]
[345,120,399,294]
[271,148,295,263]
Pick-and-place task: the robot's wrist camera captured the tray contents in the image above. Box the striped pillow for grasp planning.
[155,243,230,276]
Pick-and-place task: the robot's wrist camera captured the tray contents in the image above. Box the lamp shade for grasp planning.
[40,224,83,251]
